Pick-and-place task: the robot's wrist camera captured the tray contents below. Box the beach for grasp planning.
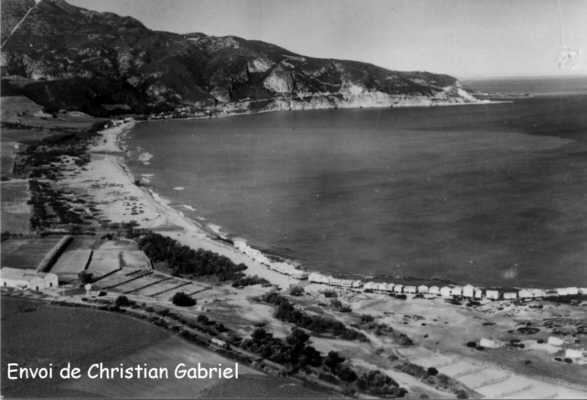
[62,120,301,289]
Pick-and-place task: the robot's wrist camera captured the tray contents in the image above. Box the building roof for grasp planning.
[1,267,55,280]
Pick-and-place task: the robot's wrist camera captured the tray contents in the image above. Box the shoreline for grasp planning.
[89,119,587,299]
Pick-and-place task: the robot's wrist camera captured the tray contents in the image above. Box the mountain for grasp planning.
[1,0,478,117]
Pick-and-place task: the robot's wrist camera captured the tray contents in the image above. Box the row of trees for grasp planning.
[242,327,406,397]
[262,292,367,342]
[136,232,247,280]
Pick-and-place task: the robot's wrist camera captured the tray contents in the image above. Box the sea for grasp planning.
[126,76,587,288]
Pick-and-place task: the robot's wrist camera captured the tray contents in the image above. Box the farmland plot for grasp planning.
[1,237,63,270]
[49,250,92,281]
[86,250,121,279]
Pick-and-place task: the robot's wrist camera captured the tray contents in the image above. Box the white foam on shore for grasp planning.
[182,204,196,212]
[232,237,307,279]
[207,223,227,238]
[173,186,185,191]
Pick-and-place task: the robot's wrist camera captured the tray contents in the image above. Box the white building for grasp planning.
[462,284,475,298]
[503,291,518,300]
[429,286,440,296]
[440,286,452,298]
[363,282,379,291]
[474,288,484,299]
[485,289,500,300]
[557,287,578,296]
[382,283,395,292]
[579,288,587,295]
[451,286,463,297]
[1,268,58,290]
[393,285,404,294]
[518,289,534,299]
[417,285,429,294]
[404,285,417,294]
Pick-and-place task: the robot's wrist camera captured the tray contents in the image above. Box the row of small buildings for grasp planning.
[307,272,586,301]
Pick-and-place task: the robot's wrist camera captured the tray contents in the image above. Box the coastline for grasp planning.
[6,114,587,399]
[81,119,586,299]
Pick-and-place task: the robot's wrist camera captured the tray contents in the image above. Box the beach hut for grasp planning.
[474,288,483,299]
[548,336,564,346]
[532,289,546,298]
[518,289,534,299]
[404,285,417,294]
[503,291,518,300]
[440,286,452,298]
[451,286,463,297]
[557,287,578,296]
[485,289,500,300]
[417,285,429,294]
[393,285,404,294]
[382,283,395,293]
[429,286,440,296]
[480,338,504,349]
[462,284,475,298]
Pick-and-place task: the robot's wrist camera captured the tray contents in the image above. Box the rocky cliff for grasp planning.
[1,0,478,117]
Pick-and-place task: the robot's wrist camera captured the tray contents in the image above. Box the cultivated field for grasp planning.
[49,249,92,281]
[86,249,122,279]
[1,296,283,399]
[0,180,31,234]
[1,237,63,270]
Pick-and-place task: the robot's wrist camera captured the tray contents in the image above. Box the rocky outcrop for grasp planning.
[1,0,479,117]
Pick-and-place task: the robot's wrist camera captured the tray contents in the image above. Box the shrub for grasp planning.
[114,295,131,307]
[289,286,305,296]
[172,292,196,307]
[427,367,438,376]
[78,271,94,284]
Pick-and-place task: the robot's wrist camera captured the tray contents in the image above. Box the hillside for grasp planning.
[1,0,478,117]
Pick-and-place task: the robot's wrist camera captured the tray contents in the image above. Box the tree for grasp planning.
[427,367,438,376]
[114,295,131,307]
[289,286,305,296]
[324,351,345,371]
[78,271,93,284]
[172,292,196,307]
[337,365,358,383]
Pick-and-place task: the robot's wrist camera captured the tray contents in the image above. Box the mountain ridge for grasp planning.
[1,0,479,117]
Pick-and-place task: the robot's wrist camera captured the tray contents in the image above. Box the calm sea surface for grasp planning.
[127,77,587,287]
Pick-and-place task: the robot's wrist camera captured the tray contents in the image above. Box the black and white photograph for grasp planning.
[1,0,586,398]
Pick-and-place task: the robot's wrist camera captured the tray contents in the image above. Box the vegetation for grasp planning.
[261,292,367,341]
[136,232,247,280]
[355,314,414,346]
[114,295,132,308]
[232,275,271,289]
[171,292,196,307]
[395,361,473,398]
[78,270,94,284]
[289,286,305,296]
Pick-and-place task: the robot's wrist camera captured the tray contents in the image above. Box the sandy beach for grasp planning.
[62,120,300,289]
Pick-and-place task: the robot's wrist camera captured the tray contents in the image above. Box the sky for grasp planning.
[68,0,587,78]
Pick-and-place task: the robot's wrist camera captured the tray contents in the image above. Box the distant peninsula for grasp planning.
[1,0,479,119]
